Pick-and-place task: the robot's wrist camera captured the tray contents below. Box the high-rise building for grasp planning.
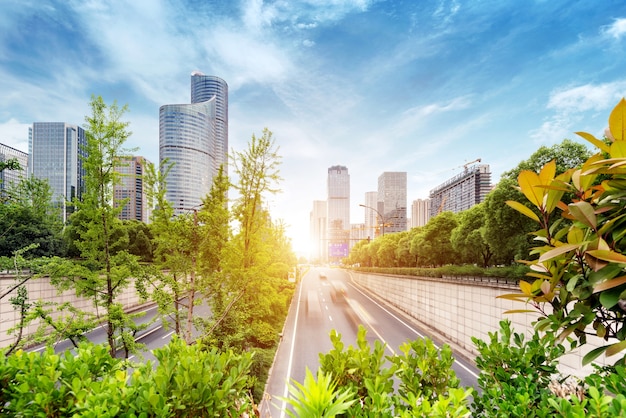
[327,165,350,263]
[429,163,491,218]
[191,72,228,171]
[0,143,28,196]
[362,191,378,239]
[159,72,228,215]
[113,156,151,223]
[310,200,327,262]
[411,198,431,228]
[377,172,407,234]
[29,122,87,223]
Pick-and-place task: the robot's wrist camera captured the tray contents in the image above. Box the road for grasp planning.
[262,267,479,417]
[27,298,211,362]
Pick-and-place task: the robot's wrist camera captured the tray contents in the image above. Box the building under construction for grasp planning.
[429,160,492,218]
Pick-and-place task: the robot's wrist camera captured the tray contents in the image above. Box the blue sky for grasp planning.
[2,1,626,256]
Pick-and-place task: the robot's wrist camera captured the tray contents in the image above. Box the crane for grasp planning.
[460,158,481,172]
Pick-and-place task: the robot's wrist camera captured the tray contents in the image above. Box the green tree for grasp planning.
[410,211,458,267]
[0,176,65,257]
[484,139,592,265]
[43,95,145,357]
[451,203,493,267]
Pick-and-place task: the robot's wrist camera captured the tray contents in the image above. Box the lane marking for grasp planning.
[279,272,305,418]
[162,330,175,340]
[349,279,479,379]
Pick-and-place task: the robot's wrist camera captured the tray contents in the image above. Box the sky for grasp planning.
[2,0,626,257]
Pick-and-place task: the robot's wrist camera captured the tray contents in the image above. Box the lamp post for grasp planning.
[359,203,385,237]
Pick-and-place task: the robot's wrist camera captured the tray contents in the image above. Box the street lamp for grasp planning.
[359,203,385,237]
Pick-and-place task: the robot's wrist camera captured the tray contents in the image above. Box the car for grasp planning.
[319,272,327,280]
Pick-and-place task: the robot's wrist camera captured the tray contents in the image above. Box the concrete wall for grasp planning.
[350,271,614,377]
[0,273,145,349]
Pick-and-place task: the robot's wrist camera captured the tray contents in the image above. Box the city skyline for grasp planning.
[2,2,626,255]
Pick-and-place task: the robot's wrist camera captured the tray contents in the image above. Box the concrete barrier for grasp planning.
[350,270,615,378]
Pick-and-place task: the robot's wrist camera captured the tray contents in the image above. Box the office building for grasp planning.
[377,172,407,234]
[0,143,28,196]
[411,198,431,228]
[310,200,327,262]
[29,122,87,223]
[361,191,378,239]
[159,72,228,215]
[327,165,350,263]
[429,162,491,217]
[113,156,151,223]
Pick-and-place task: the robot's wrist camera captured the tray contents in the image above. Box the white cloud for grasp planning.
[603,18,626,40]
[0,118,30,152]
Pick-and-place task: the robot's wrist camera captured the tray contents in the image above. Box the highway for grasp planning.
[262,267,479,417]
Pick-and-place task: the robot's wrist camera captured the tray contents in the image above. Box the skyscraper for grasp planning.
[310,200,327,262]
[411,198,431,228]
[362,191,378,239]
[377,172,407,234]
[327,165,350,263]
[29,122,87,223]
[0,142,28,196]
[159,72,228,215]
[113,156,151,223]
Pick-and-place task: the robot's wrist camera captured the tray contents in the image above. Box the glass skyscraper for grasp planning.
[159,72,228,214]
[29,122,87,223]
[327,165,350,263]
[377,171,407,233]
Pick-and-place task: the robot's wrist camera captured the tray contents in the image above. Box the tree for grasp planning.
[410,211,458,267]
[504,98,626,365]
[451,203,493,267]
[43,95,145,357]
[0,176,65,257]
[484,139,592,265]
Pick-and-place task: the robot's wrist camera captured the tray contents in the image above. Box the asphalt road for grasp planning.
[262,267,479,417]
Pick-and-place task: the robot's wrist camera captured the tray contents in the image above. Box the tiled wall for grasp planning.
[0,274,145,349]
[351,271,613,377]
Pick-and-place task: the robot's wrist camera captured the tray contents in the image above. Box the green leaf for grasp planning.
[583,345,609,366]
[568,201,597,229]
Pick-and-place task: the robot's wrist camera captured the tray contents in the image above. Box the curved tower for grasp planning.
[191,72,228,172]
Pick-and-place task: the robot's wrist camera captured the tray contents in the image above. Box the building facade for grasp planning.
[159,72,228,215]
[429,163,491,218]
[327,165,350,264]
[411,198,431,228]
[29,122,87,223]
[362,191,378,240]
[113,156,151,223]
[310,200,327,262]
[0,143,28,196]
[377,172,407,234]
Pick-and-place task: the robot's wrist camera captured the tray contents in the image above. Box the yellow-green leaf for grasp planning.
[496,293,530,301]
[586,249,626,264]
[518,170,543,208]
[593,275,626,293]
[606,340,626,357]
[567,226,585,245]
[539,160,556,186]
[608,98,626,141]
[576,131,610,153]
[568,201,597,229]
[502,309,537,314]
[506,200,540,222]
[610,141,626,158]
[520,280,532,295]
[538,243,579,263]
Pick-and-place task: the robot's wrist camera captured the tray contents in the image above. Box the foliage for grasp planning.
[0,176,65,257]
[410,211,459,267]
[281,368,356,418]
[504,98,626,364]
[0,337,256,417]
[42,95,146,357]
[451,203,493,267]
